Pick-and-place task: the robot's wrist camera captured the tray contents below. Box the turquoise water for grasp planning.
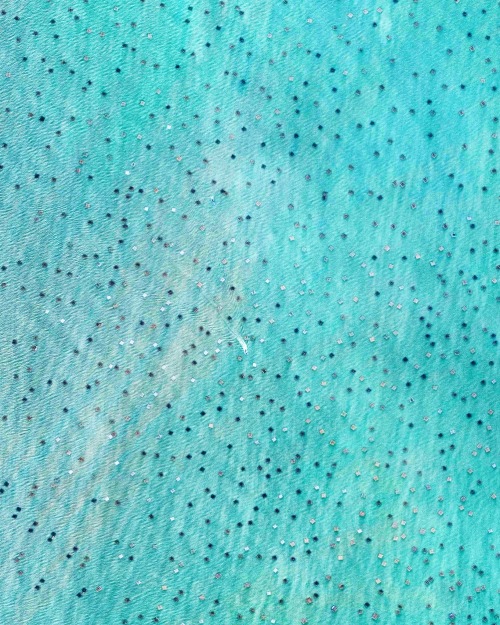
[0,1,498,623]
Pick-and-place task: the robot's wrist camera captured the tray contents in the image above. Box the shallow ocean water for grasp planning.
[0,1,498,624]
